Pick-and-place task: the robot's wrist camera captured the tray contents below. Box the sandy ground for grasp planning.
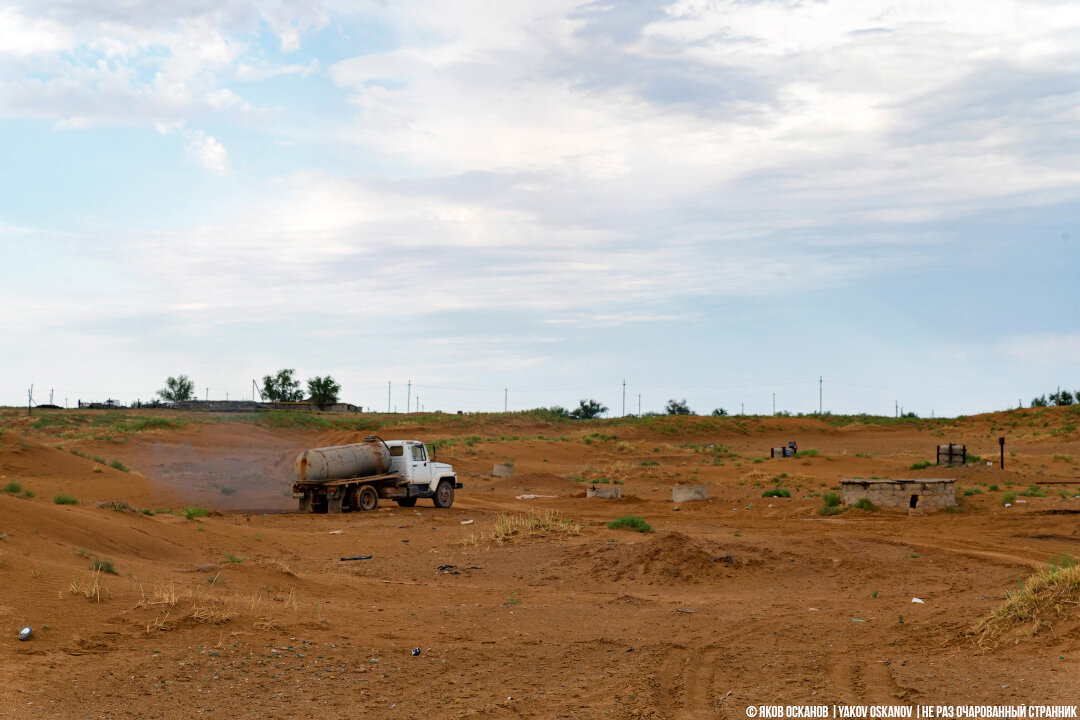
[1,407,1078,718]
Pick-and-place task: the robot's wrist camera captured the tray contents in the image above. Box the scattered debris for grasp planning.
[515,494,555,500]
[674,608,696,614]
[329,530,344,535]
[340,555,373,561]
[460,519,474,525]
[912,597,925,604]
[411,647,421,656]
[18,627,31,641]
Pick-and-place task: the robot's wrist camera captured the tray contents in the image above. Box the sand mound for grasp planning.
[566,532,754,585]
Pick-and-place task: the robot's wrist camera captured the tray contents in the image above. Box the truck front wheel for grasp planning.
[433,480,455,509]
[355,485,379,512]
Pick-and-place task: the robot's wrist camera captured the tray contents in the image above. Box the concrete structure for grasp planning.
[671,485,708,503]
[492,463,514,477]
[587,486,621,499]
[937,443,966,467]
[840,478,956,511]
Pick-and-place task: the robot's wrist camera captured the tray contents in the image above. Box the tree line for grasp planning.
[157,369,341,409]
[1030,389,1080,407]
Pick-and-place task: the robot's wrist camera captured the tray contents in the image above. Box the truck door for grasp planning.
[409,444,432,485]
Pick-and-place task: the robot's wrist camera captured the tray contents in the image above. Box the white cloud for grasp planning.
[184,129,228,174]
[1004,333,1080,364]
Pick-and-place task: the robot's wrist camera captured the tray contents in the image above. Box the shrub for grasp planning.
[854,498,877,511]
[820,492,847,516]
[2,481,23,495]
[182,506,209,520]
[800,449,820,457]
[762,488,790,498]
[109,459,129,472]
[606,515,654,533]
[909,461,933,470]
[1020,484,1047,498]
[90,557,118,574]
[53,493,79,505]
[1001,492,1018,506]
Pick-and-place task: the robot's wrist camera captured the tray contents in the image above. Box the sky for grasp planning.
[1,0,1079,416]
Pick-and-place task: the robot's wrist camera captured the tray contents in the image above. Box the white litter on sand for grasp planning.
[460,520,474,525]
[515,494,556,500]
[911,598,925,604]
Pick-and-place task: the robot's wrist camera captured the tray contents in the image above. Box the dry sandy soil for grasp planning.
[1,407,1078,719]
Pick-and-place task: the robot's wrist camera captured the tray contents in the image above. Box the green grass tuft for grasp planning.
[3,481,23,495]
[762,488,790,498]
[182,506,209,520]
[109,459,130,472]
[606,515,654,533]
[53,493,79,505]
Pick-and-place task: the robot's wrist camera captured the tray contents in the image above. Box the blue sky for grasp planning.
[2,0,1078,416]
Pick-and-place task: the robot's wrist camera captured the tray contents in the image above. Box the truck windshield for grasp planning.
[411,445,426,461]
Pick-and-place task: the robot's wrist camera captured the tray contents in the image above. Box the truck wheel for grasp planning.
[356,485,379,512]
[433,480,455,509]
[396,498,417,507]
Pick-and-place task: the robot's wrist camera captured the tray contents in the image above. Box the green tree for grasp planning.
[665,398,692,415]
[262,369,303,402]
[157,375,195,402]
[307,375,341,409]
[1031,395,1049,407]
[711,408,728,417]
[570,399,607,419]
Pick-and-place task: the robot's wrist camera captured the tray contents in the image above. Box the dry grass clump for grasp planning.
[466,510,580,545]
[977,556,1080,643]
[69,569,110,602]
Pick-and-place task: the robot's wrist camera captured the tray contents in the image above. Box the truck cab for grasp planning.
[385,440,456,493]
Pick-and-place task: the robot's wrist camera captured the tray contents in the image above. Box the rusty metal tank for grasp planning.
[295,436,391,483]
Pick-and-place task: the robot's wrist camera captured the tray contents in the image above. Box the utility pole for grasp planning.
[741,402,744,415]
[638,393,641,416]
[50,388,54,405]
[387,381,391,413]
[407,379,412,413]
[504,388,508,413]
[819,376,822,415]
[226,392,229,401]
[895,400,898,418]
[27,384,33,417]
[622,379,626,417]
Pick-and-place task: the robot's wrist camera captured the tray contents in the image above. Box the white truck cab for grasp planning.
[385,440,458,500]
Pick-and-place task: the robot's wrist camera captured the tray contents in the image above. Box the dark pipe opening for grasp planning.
[909,494,919,509]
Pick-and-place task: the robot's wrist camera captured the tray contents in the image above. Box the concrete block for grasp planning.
[587,486,622,500]
[492,464,514,477]
[671,485,708,503]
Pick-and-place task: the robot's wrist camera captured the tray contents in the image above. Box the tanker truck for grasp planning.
[290,435,462,513]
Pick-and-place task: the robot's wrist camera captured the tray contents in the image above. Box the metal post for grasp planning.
[622,379,626,417]
[999,436,1005,470]
[504,388,507,413]
[27,384,33,416]
[407,380,411,413]
[638,394,641,416]
[819,376,822,415]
